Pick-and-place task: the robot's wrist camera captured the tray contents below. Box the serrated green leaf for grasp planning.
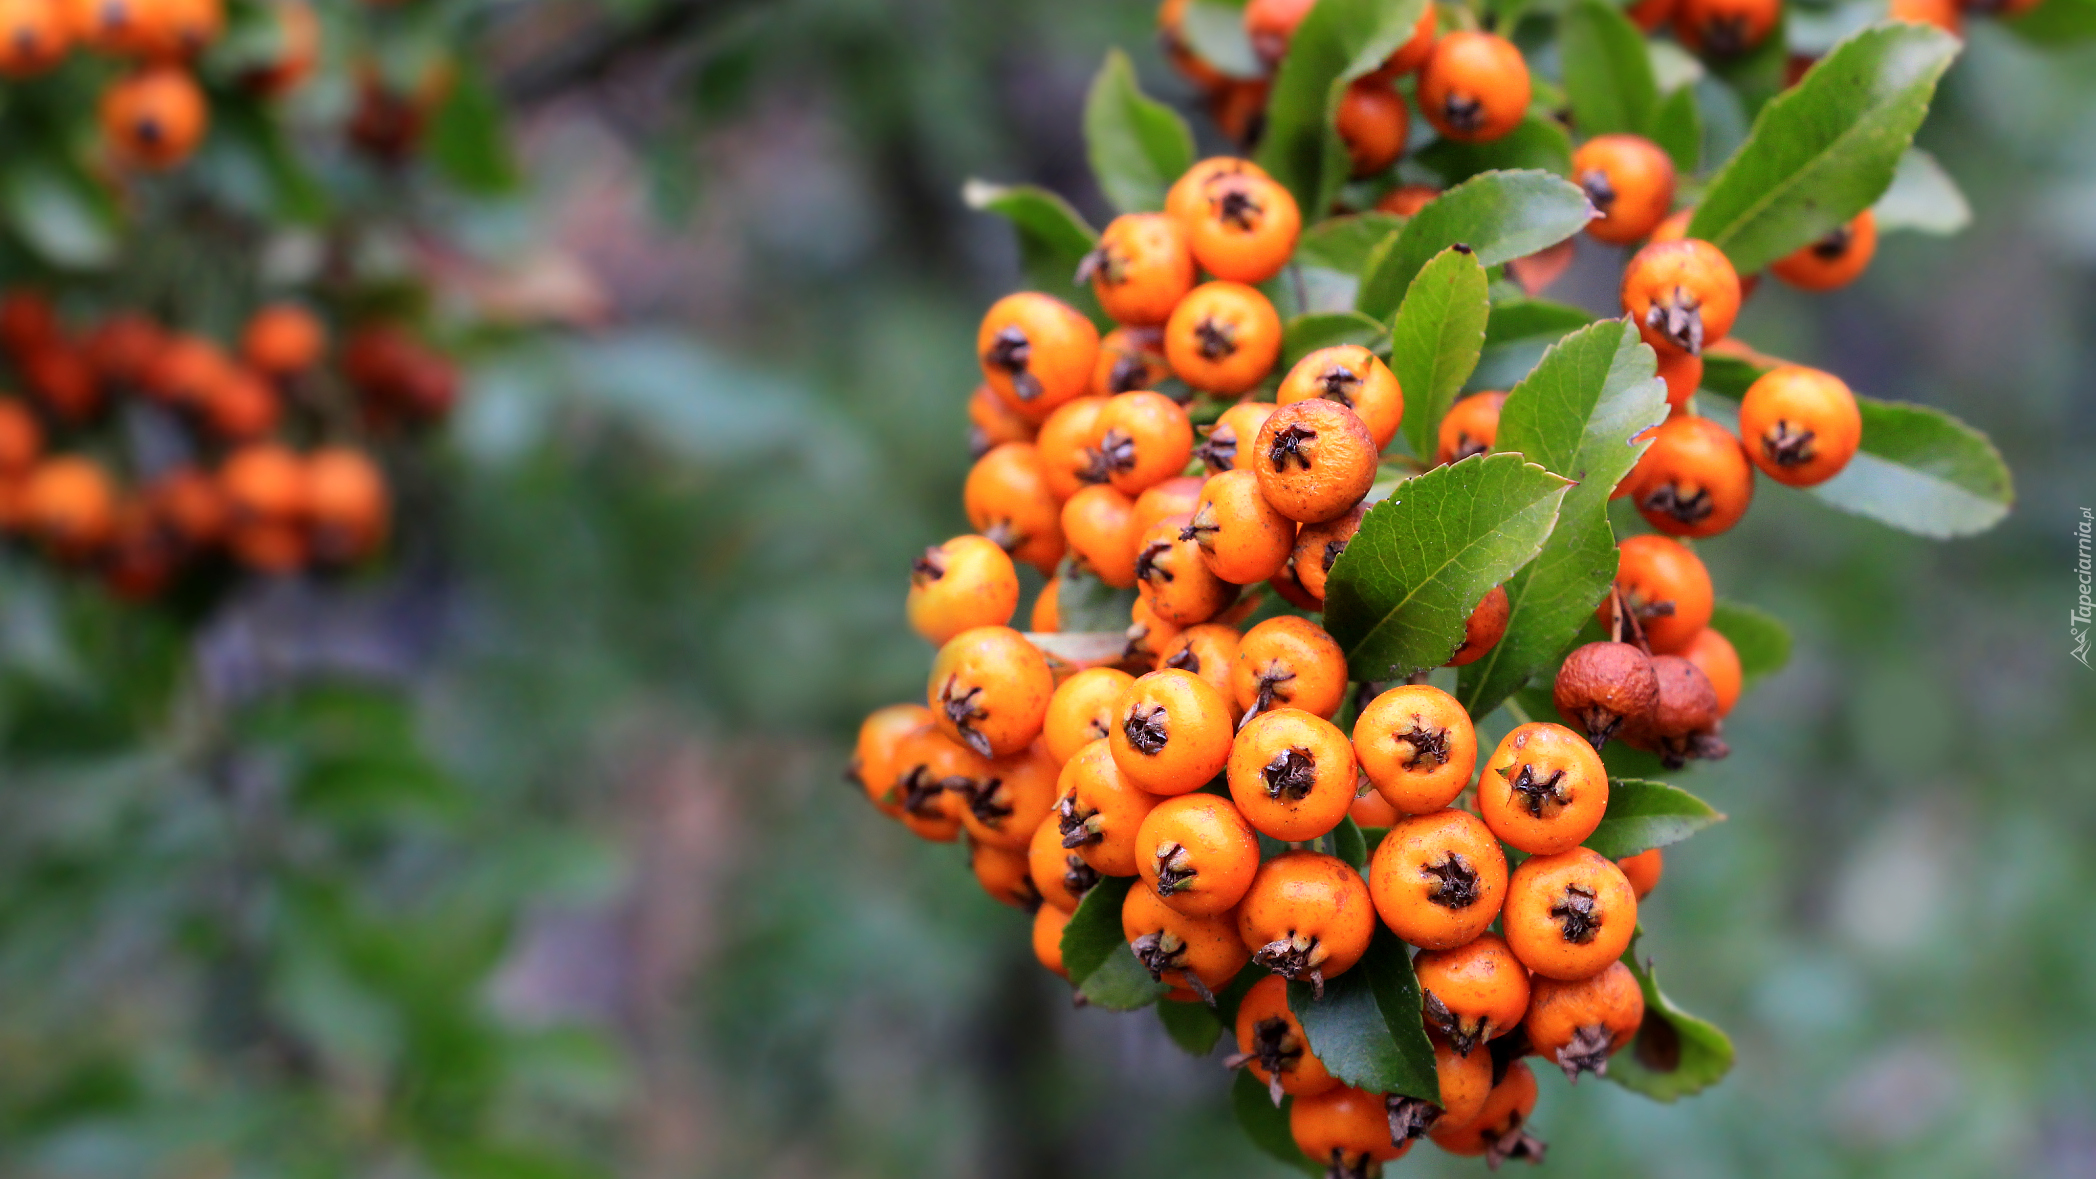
[1414,117,1574,184]
[1607,934,1735,1101]
[1055,557,1140,632]
[1687,23,1960,274]
[1287,927,1439,1101]
[1158,997,1226,1053]
[1709,600,1792,683]
[1356,170,1596,321]
[1562,0,1662,137]
[1296,213,1404,275]
[1584,778,1725,858]
[1326,453,1573,681]
[1182,0,1267,79]
[1872,147,1969,236]
[962,180,1109,328]
[1282,310,1387,372]
[1389,246,1490,460]
[1060,874,1135,986]
[1650,85,1703,175]
[1232,1068,1318,1174]
[1483,297,1597,349]
[1085,49,1197,214]
[1257,0,1432,219]
[1458,321,1668,718]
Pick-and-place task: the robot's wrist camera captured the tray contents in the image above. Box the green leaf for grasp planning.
[428,63,520,195]
[1561,0,1661,137]
[1326,453,1573,681]
[1355,170,1596,322]
[1697,352,1762,398]
[2,158,117,270]
[1287,928,1440,1100]
[1607,934,1736,1101]
[1389,246,1490,460]
[1060,874,1135,986]
[1414,117,1575,184]
[962,180,1109,327]
[1331,816,1369,869]
[1282,310,1387,371]
[1085,49,1197,215]
[1158,997,1225,1053]
[1055,557,1140,632]
[1232,1069,1318,1174]
[1182,0,1267,79]
[1081,944,1171,1009]
[1871,147,1969,236]
[1296,213,1404,275]
[2004,0,2096,43]
[1457,321,1668,718]
[1699,386,2013,538]
[1484,297,1597,349]
[1583,778,1725,858]
[1686,23,1960,274]
[1709,600,1792,683]
[1257,0,1431,218]
[1650,85,1704,175]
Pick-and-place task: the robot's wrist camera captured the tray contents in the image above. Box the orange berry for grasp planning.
[102,65,209,170]
[1622,238,1742,357]
[1673,0,1780,56]
[969,383,1037,456]
[1502,846,1638,980]
[1478,722,1610,856]
[1573,134,1677,245]
[964,442,1065,574]
[851,703,934,816]
[1446,584,1511,667]
[1135,792,1261,916]
[1057,739,1163,876]
[1353,684,1476,814]
[1193,400,1275,475]
[1163,281,1282,396]
[1034,395,1109,501]
[1154,623,1242,709]
[23,456,116,560]
[1134,514,1241,626]
[1110,667,1237,795]
[1738,364,1862,487]
[1090,325,1171,398]
[971,839,1043,909]
[1617,846,1664,899]
[1231,974,1339,1100]
[1030,811,1101,912]
[1682,627,1741,716]
[908,535,1021,645]
[1131,474,1205,538]
[0,398,43,477]
[1430,1059,1544,1163]
[1601,534,1714,655]
[1032,901,1071,976]
[1082,214,1197,327]
[1380,5,1438,74]
[1656,350,1703,411]
[1413,932,1530,1055]
[1436,389,1506,466]
[1237,850,1376,983]
[1377,184,1442,216]
[1771,209,1877,291]
[1043,667,1136,766]
[1890,0,1962,34]
[305,446,389,564]
[1290,1085,1412,1174]
[1349,789,1399,827]
[1124,594,1183,664]
[1289,500,1364,604]
[928,625,1053,757]
[977,292,1100,421]
[959,744,1062,852]
[1181,171,1301,284]
[1060,483,1141,589]
[1336,80,1409,177]
[1184,468,1295,585]
[1242,0,1314,64]
[1276,344,1404,451]
[1227,708,1357,842]
[1091,390,1194,495]
[1252,398,1378,524]
[888,726,978,842]
[0,0,70,76]
[1368,808,1508,950]
[220,443,308,572]
[1234,615,1348,721]
[1525,960,1646,1081]
[1626,414,1754,538]
[1031,578,1060,632]
[241,303,327,378]
[1389,1036,1495,1143]
[1419,32,1531,143]
[133,0,218,58]
[1123,880,1251,1000]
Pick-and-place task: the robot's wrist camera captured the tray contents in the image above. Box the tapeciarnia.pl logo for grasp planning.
[2076,507,2093,668]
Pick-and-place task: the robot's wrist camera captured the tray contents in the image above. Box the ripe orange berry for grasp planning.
[1082,214,1197,327]
[1738,364,1862,487]
[1349,789,1399,828]
[1032,901,1071,976]
[1091,390,1193,495]
[1164,281,1282,395]
[1389,1035,1496,1143]
[887,724,977,836]
[1253,398,1378,525]
[850,703,934,816]
[199,368,280,442]
[969,383,1037,457]
[1771,209,1878,291]
[1269,557,1322,611]
[1276,344,1405,452]
[1228,708,1357,841]
[1031,811,1102,911]
[1122,880,1251,1001]
[1193,400,1276,474]
[928,625,1053,757]
[1290,1085,1412,1174]
[1157,0,1229,92]
[1430,1059,1544,1164]
[1231,974,1339,1102]
[959,745,1061,852]
[1060,484,1141,588]
[977,292,1100,421]
[102,65,209,170]
[1165,158,1271,225]
[1110,667,1236,795]
[305,446,390,564]
[1369,808,1509,950]
[1290,500,1364,604]
[240,303,327,379]
[1890,0,1962,34]
[1183,468,1295,585]
[220,443,308,572]
[1034,396,1109,501]
[1031,578,1060,632]
[1182,171,1301,284]
[1155,623,1242,709]
[1134,514,1241,626]
[1437,388,1509,467]
[82,313,166,388]
[1682,626,1742,716]
[1057,739,1161,876]
[1418,32,1531,144]
[1377,184,1442,216]
[1242,0,1314,64]
[1503,846,1638,980]
[23,456,116,560]
[0,398,43,478]
[1446,584,1511,666]
[1353,684,1476,814]
[1092,326,1171,400]
[1043,667,1136,766]
[1413,932,1530,1055]
[1478,722,1609,856]
[971,839,1043,909]
[146,466,226,550]
[1622,238,1742,357]
[134,0,219,58]
[0,0,69,75]
[21,345,99,423]
[964,442,1065,574]
[1617,846,1664,899]
[1336,79,1409,177]
[240,0,320,96]
[1602,534,1714,655]
[1136,792,1261,916]
[1673,0,1779,56]
[1656,349,1703,411]
[1131,473,1205,537]
[1379,5,1438,74]
[1627,414,1755,537]
[1525,959,1645,1081]
[1235,615,1349,721]
[1628,0,1677,30]
[1239,850,1377,984]
[1124,594,1183,664]
[908,535,1021,645]
[1573,134,1677,245]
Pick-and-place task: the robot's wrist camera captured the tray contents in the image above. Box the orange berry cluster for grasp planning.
[0,287,451,596]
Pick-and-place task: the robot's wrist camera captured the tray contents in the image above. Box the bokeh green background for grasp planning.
[4,0,2095,1175]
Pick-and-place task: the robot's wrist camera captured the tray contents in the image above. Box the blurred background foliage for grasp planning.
[0,0,2092,1176]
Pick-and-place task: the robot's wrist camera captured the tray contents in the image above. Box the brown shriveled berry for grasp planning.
[1276,344,1404,452]
[1446,584,1510,666]
[1227,708,1357,842]
[1621,654,1729,768]
[1290,501,1364,604]
[1368,808,1509,950]
[1122,881,1250,1003]
[927,625,1054,757]
[1135,792,1261,916]
[1237,850,1377,989]
[1229,974,1339,1103]
[1253,398,1378,525]
[1352,684,1477,814]
[1413,933,1530,1056]
[1057,738,1162,876]
[1525,961,1645,1082]
[1435,390,1506,466]
[1502,846,1638,980]
[1552,640,1661,750]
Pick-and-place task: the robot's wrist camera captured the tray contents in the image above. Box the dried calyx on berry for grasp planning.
[1553,641,1660,750]
[1621,655,1730,768]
